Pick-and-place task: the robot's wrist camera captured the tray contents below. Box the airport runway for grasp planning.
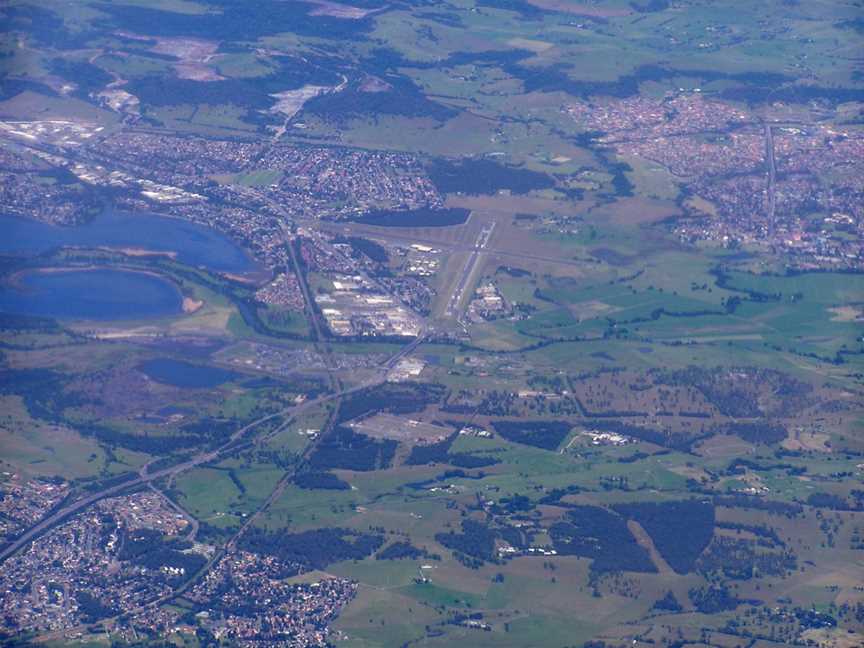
[444,221,495,320]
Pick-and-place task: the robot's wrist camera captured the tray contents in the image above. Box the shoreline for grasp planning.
[182,297,204,313]
[3,265,209,320]
[3,266,183,303]
[0,211,263,278]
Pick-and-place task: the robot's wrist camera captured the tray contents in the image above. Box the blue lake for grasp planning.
[0,269,183,320]
[138,357,239,388]
[0,211,253,272]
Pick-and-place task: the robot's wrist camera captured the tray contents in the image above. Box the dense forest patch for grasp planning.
[294,471,351,490]
[376,541,433,561]
[491,420,572,450]
[613,500,715,574]
[347,207,470,228]
[549,505,656,575]
[240,527,383,570]
[337,382,445,423]
[309,426,397,471]
[428,158,554,195]
[435,519,497,565]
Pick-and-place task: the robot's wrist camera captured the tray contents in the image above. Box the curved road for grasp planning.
[20,330,430,642]
[0,373,388,565]
[0,317,429,566]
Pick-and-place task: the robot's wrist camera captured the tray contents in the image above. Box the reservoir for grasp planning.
[0,210,254,272]
[0,268,183,320]
[138,357,239,388]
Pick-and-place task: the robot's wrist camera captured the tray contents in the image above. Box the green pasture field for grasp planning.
[218,456,285,502]
[95,52,174,78]
[467,319,541,351]
[2,336,129,374]
[447,435,690,495]
[619,154,681,201]
[213,52,276,79]
[0,89,117,124]
[492,271,546,306]
[329,558,424,590]
[255,304,310,337]
[218,391,265,420]
[333,585,442,648]
[146,103,260,136]
[325,112,502,158]
[0,396,108,480]
[257,482,359,530]
[723,270,864,304]
[517,335,839,384]
[476,244,864,373]
[334,550,660,647]
[174,467,245,525]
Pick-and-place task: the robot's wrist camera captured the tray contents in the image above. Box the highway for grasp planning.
[14,270,432,643]
[0,329,427,567]
[282,222,330,349]
[0,393,323,564]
